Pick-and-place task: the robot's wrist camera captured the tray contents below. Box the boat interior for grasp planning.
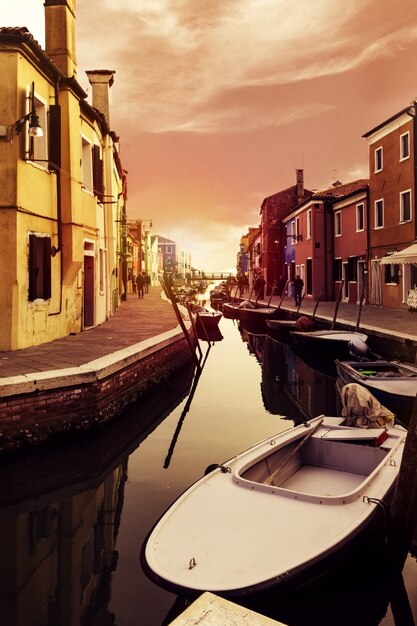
[355,364,417,378]
[241,435,389,498]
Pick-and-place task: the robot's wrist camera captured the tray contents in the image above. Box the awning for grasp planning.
[379,243,417,265]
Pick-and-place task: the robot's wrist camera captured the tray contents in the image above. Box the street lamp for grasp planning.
[0,82,43,141]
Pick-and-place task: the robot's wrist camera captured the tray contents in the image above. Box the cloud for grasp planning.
[77,0,417,133]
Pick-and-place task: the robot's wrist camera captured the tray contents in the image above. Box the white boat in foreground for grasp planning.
[142,415,405,598]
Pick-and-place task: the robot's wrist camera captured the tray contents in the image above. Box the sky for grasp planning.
[4,1,417,272]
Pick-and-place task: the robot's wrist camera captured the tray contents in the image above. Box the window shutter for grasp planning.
[93,145,104,202]
[49,105,61,170]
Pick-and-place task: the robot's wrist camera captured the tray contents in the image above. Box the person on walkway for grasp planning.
[144,272,150,293]
[293,275,304,306]
[254,275,266,300]
[132,274,137,294]
[136,273,145,298]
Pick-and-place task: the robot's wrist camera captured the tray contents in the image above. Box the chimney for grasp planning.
[86,70,116,127]
[296,169,304,202]
[44,0,77,77]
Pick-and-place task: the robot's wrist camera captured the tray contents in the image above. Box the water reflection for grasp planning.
[0,363,195,626]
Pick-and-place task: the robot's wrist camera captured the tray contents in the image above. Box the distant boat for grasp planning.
[141,414,405,598]
[195,308,222,329]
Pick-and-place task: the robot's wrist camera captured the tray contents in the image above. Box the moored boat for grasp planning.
[141,413,405,598]
[195,309,222,329]
[291,329,368,358]
[335,358,417,419]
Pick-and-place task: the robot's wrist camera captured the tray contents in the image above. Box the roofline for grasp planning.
[362,107,412,138]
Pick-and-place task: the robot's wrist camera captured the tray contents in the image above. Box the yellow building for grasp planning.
[0,0,125,350]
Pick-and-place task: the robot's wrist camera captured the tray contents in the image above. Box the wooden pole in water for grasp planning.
[388,393,417,572]
[355,272,368,332]
[312,283,325,319]
[331,280,344,330]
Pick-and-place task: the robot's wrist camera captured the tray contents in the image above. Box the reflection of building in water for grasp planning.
[260,337,338,420]
[0,362,195,626]
[0,463,125,626]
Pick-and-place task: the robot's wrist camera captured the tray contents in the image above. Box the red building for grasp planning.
[282,180,369,302]
[260,169,312,294]
[363,107,417,308]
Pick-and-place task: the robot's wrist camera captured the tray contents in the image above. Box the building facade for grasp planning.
[0,1,124,349]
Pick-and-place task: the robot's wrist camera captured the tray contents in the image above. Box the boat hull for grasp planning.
[291,330,368,358]
[141,416,405,598]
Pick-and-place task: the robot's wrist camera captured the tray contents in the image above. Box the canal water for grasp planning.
[0,315,416,625]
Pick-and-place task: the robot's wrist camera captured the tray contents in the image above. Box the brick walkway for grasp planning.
[0,287,179,379]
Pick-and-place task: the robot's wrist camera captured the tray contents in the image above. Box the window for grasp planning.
[28,234,51,301]
[166,245,172,254]
[93,144,104,202]
[347,257,358,282]
[400,132,410,161]
[295,217,300,242]
[26,90,48,166]
[385,263,399,285]
[356,203,364,231]
[333,258,342,281]
[374,199,384,228]
[374,146,383,172]
[81,136,93,193]
[306,209,312,239]
[400,190,412,222]
[334,211,342,237]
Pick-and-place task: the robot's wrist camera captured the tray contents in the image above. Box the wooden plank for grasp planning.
[169,592,286,625]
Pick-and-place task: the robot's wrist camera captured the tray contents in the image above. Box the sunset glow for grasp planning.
[4,0,417,270]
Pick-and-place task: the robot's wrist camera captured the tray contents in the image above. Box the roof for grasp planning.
[312,179,369,201]
[362,107,412,138]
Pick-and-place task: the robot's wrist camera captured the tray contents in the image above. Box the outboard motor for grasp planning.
[349,337,372,360]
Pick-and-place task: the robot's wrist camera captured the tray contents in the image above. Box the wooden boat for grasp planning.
[238,304,286,324]
[291,329,368,357]
[335,359,417,418]
[195,308,222,329]
[141,415,405,598]
[266,315,316,341]
[221,301,242,319]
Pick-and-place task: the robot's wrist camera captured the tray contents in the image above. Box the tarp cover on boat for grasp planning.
[379,243,417,265]
[340,383,395,429]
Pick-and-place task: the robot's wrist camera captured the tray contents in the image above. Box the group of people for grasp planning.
[133,272,151,298]
[252,273,304,306]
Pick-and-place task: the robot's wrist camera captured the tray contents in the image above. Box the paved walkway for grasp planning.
[0,287,179,379]
[0,287,416,381]
[266,294,417,344]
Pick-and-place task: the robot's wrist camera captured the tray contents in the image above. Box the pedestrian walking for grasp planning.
[293,275,304,306]
[136,273,145,298]
[254,275,266,300]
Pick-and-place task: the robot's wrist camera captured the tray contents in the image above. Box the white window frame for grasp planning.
[81,134,93,194]
[25,86,48,168]
[334,210,342,237]
[400,189,412,223]
[306,209,312,239]
[374,146,383,173]
[374,198,384,229]
[356,203,364,232]
[400,131,410,161]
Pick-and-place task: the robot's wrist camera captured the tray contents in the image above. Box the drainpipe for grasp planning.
[49,80,63,316]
